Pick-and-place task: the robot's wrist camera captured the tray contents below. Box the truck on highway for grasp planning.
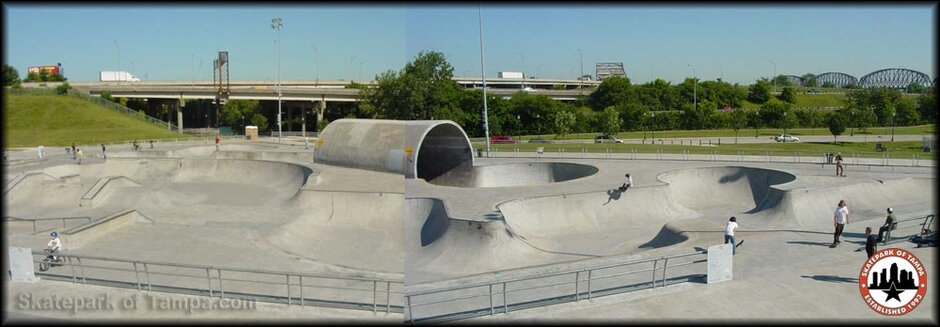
[100,71,140,82]
[499,71,524,79]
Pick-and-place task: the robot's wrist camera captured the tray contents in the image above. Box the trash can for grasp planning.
[477,149,483,158]
[826,152,833,164]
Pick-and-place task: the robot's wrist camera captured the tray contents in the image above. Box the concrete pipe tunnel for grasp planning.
[314,118,474,180]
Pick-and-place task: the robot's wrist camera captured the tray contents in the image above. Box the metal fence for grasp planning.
[405,250,707,324]
[487,147,935,168]
[31,251,404,314]
[65,88,179,131]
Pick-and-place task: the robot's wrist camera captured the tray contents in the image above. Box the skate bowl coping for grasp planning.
[428,162,599,188]
[314,119,473,179]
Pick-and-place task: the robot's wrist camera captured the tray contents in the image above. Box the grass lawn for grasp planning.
[473,140,934,160]
[4,94,192,148]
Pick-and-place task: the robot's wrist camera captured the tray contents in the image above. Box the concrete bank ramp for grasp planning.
[657,166,796,214]
[406,198,582,283]
[428,162,599,188]
[266,190,403,273]
[767,177,935,227]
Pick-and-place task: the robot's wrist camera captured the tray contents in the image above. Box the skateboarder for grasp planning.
[831,200,849,247]
[725,217,739,255]
[835,152,844,176]
[619,173,633,192]
[70,142,76,159]
[215,135,221,151]
[101,144,107,160]
[76,148,84,165]
[864,227,877,258]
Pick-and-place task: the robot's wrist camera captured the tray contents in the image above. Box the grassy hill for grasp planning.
[4,93,188,148]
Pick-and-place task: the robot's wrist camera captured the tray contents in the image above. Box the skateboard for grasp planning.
[736,240,743,247]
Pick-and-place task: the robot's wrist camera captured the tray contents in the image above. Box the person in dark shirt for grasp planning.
[865,227,877,258]
[876,207,896,243]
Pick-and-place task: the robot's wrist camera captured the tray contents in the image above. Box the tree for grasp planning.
[894,96,919,126]
[2,64,19,86]
[777,87,797,103]
[828,113,846,143]
[595,106,622,136]
[747,109,763,137]
[916,87,936,124]
[906,83,927,94]
[552,109,576,137]
[615,102,648,131]
[588,75,633,111]
[361,51,460,120]
[747,78,772,104]
[221,99,261,132]
[730,109,748,143]
[55,82,71,95]
[822,81,835,88]
[758,100,794,129]
[100,91,113,102]
[774,75,792,87]
[250,113,269,132]
[801,73,817,88]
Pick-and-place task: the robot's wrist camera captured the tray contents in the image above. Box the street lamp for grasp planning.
[577,49,583,90]
[688,64,696,111]
[271,17,284,142]
[767,58,776,94]
[479,5,491,156]
[651,112,656,141]
[312,46,319,87]
[783,111,788,136]
[517,52,526,89]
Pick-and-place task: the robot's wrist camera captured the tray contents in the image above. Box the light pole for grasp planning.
[783,111,788,136]
[271,17,284,142]
[479,6,491,156]
[312,46,319,87]
[577,49,583,90]
[651,112,656,141]
[688,64,696,111]
[517,52,526,89]
[536,63,543,80]
[767,58,776,94]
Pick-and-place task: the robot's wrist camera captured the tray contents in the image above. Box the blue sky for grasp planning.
[4,4,935,84]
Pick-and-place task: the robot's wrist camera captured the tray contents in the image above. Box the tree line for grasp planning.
[358,51,936,138]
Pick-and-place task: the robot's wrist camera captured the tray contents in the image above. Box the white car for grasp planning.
[595,135,624,144]
[774,134,799,142]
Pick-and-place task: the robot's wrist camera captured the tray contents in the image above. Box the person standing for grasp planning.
[101,144,107,160]
[37,145,45,159]
[215,135,221,151]
[864,227,877,258]
[835,152,844,176]
[831,200,849,247]
[70,142,76,160]
[876,207,896,243]
[725,216,739,255]
[76,148,84,165]
[149,140,154,149]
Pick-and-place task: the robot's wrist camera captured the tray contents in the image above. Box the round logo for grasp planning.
[858,248,927,316]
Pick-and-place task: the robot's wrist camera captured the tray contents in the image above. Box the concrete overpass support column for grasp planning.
[316,98,326,130]
[177,98,185,134]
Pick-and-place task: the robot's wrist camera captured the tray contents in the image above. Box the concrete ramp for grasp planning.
[266,190,403,273]
[428,162,598,188]
[658,166,795,214]
[80,176,141,207]
[62,210,154,249]
[406,198,583,283]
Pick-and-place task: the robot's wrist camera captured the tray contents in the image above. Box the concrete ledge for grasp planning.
[80,176,141,208]
[63,210,154,249]
[4,171,59,194]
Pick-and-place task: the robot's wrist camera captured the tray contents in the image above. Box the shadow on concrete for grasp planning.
[786,241,834,247]
[603,188,623,205]
[638,225,689,249]
[800,274,858,284]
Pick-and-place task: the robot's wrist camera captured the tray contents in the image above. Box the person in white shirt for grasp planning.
[619,173,634,192]
[47,231,62,261]
[725,217,739,255]
[831,200,849,247]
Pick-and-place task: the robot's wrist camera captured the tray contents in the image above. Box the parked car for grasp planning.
[774,134,799,142]
[594,135,624,144]
[490,135,518,144]
[528,138,553,144]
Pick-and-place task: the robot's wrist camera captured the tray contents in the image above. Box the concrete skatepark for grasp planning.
[5,119,937,323]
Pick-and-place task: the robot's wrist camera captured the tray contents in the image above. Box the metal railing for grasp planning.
[405,250,707,324]
[4,216,93,235]
[489,147,934,168]
[30,251,404,314]
[66,88,179,131]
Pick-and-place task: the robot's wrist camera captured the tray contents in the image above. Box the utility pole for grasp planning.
[479,6,491,156]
